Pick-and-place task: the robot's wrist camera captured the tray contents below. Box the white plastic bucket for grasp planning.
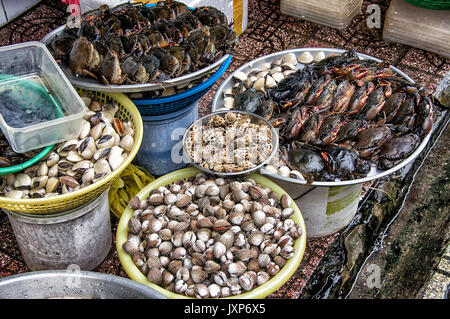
[270,178,362,238]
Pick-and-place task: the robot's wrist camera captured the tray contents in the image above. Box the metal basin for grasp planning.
[41,25,230,93]
[211,48,432,187]
[0,270,167,299]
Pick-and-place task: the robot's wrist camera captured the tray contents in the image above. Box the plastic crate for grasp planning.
[404,0,450,10]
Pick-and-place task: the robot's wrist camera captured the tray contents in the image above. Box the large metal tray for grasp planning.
[211,48,432,187]
[41,25,230,93]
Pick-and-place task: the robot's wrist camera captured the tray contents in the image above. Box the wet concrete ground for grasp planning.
[0,0,449,299]
[299,109,449,299]
[349,115,449,298]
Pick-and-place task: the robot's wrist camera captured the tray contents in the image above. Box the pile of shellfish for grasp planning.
[0,93,135,199]
[220,49,435,182]
[122,172,302,298]
[48,0,237,85]
[184,112,275,174]
[0,132,42,169]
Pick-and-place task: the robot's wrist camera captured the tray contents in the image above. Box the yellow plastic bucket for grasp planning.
[117,167,307,299]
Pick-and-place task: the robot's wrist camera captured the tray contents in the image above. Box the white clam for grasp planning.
[223,88,233,97]
[108,146,125,171]
[93,159,112,175]
[272,72,284,83]
[265,75,277,88]
[6,190,24,199]
[247,75,257,88]
[282,53,297,65]
[289,170,305,180]
[101,104,118,124]
[313,51,326,62]
[252,78,266,91]
[298,51,314,64]
[223,97,234,109]
[66,151,85,163]
[278,166,291,177]
[90,122,105,141]
[102,125,116,137]
[120,135,134,152]
[259,62,271,71]
[257,71,269,78]
[264,165,278,174]
[270,66,282,75]
[79,137,96,160]
[233,71,247,82]
[78,119,91,139]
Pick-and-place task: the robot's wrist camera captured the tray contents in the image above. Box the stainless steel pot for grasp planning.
[0,270,166,299]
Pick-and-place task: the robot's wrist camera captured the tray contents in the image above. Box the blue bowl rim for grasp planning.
[131,55,232,105]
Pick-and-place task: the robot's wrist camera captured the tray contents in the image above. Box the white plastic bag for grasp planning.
[79,0,129,14]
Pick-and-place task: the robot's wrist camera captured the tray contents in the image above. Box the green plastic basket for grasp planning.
[404,0,450,10]
[0,144,53,176]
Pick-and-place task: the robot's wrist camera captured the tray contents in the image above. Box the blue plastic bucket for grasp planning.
[134,101,198,176]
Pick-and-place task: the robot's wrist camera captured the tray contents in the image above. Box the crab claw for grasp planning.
[347,67,369,81]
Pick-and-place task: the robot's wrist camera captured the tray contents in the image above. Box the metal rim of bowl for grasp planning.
[116,166,307,299]
[41,25,231,93]
[211,47,433,187]
[182,110,280,177]
[0,270,167,299]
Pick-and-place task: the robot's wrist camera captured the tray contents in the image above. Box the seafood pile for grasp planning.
[0,93,135,199]
[0,132,42,168]
[184,112,275,174]
[128,67,217,99]
[222,49,434,182]
[122,172,302,298]
[48,0,237,85]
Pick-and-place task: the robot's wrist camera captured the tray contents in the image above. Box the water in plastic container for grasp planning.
[0,74,63,128]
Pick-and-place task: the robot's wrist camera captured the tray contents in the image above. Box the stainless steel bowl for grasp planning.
[41,25,230,93]
[182,110,279,177]
[211,48,432,186]
[0,270,167,299]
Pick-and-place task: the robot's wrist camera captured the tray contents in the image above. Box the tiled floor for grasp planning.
[0,0,448,298]
[421,243,450,299]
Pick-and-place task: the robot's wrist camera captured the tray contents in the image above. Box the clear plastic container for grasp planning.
[383,0,450,58]
[280,0,362,29]
[0,42,85,153]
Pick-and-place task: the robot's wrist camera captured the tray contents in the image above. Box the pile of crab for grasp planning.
[233,50,434,182]
[48,0,237,85]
